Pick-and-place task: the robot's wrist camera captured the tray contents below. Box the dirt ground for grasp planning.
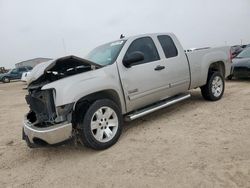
[0,80,250,188]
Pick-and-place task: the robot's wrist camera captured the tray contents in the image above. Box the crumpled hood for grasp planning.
[27,60,54,84]
[27,55,101,87]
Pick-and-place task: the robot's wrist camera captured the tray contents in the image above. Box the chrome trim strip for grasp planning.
[126,93,191,121]
[129,84,170,101]
[170,79,190,88]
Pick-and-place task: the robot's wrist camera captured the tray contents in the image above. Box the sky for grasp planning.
[0,0,250,68]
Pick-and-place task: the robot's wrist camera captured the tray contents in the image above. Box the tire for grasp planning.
[200,72,225,101]
[2,77,10,83]
[78,99,122,150]
[227,75,233,80]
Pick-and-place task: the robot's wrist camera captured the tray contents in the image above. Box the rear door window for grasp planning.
[158,35,178,58]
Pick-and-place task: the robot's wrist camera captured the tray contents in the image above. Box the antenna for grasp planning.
[62,38,67,55]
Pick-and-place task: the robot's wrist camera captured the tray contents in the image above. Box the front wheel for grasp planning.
[200,72,225,101]
[79,99,122,150]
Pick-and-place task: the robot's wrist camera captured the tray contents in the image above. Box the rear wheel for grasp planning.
[2,77,10,83]
[200,72,225,101]
[78,99,122,150]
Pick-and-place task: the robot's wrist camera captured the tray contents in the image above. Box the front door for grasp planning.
[117,37,171,112]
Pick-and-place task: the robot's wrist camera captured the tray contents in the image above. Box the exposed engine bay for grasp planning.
[26,56,101,126]
[28,56,101,89]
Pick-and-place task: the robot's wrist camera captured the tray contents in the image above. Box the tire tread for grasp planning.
[78,99,122,150]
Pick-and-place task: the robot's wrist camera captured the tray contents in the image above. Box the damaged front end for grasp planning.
[23,56,100,147]
[26,89,57,126]
[23,87,74,147]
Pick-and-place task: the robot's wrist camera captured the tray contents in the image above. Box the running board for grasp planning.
[125,93,191,121]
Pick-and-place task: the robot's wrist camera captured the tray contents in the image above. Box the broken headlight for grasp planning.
[56,103,74,117]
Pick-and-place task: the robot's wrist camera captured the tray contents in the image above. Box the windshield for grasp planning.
[237,47,250,58]
[86,40,126,66]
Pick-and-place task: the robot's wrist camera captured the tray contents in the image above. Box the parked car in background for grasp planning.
[231,45,244,58]
[21,71,31,82]
[228,47,250,79]
[245,44,250,48]
[0,66,32,83]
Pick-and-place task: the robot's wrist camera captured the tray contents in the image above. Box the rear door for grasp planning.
[117,36,171,112]
[156,35,190,95]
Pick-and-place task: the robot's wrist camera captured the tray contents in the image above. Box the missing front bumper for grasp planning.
[23,115,72,145]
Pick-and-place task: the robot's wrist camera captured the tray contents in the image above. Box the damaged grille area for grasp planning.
[26,89,57,126]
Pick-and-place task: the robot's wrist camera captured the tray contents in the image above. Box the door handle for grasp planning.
[154,65,165,71]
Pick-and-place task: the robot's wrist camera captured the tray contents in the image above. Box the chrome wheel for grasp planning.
[212,76,223,97]
[90,106,118,143]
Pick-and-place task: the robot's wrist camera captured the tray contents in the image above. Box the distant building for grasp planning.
[15,57,52,68]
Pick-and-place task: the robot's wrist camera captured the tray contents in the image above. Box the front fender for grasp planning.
[42,64,126,114]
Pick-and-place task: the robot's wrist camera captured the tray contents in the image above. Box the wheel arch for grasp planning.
[208,61,225,77]
[201,61,226,86]
[72,89,122,126]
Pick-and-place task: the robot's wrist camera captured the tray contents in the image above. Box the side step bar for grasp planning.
[125,93,191,121]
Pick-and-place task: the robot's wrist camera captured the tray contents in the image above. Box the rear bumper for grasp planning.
[23,115,72,145]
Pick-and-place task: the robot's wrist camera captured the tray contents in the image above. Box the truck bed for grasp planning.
[186,46,231,89]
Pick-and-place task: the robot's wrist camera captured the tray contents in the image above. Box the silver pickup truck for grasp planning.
[23,33,231,150]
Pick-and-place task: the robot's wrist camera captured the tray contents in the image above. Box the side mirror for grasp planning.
[123,51,144,68]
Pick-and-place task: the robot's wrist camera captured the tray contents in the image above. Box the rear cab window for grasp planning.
[157,35,178,58]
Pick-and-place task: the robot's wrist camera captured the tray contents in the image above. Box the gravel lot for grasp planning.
[0,80,250,188]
